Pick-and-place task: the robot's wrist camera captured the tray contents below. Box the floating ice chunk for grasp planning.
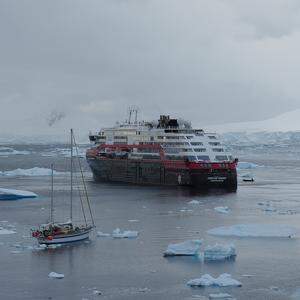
[237,162,260,170]
[11,250,22,254]
[97,231,111,237]
[0,188,37,200]
[187,273,242,287]
[214,207,230,214]
[209,293,234,299]
[112,228,138,238]
[164,240,202,256]
[189,200,201,205]
[204,244,236,261]
[0,227,16,235]
[207,224,297,238]
[92,290,102,295]
[0,167,66,177]
[48,272,64,279]
[0,147,31,156]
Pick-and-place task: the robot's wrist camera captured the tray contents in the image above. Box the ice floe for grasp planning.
[112,228,138,238]
[164,240,202,256]
[97,231,111,237]
[209,293,234,299]
[189,200,201,205]
[48,272,64,279]
[207,224,297,238]
[204,244,236,261]
[187,273,242,287]
[0,227,16,235]
[214,206,230,214]
[0,147,31,156]
[0,167,65,177]
[237,162,260,170]
[0,188,37,200]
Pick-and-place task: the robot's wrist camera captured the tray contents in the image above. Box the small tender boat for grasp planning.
[32,129,95,245]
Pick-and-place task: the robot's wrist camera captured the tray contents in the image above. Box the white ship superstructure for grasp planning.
[90,113,233,163]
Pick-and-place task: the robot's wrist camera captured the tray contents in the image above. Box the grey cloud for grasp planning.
[0,0,300,140]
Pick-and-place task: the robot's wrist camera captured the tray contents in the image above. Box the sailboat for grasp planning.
[32,129,95,245]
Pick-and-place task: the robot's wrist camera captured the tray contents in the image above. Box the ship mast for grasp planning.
[50,163,54,224]
[70,128,73,222]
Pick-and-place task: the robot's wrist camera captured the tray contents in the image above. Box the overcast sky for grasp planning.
[1,0,300,140]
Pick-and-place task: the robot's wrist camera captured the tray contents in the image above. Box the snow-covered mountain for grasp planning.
[205,110,300,146]
[206,109,300,134]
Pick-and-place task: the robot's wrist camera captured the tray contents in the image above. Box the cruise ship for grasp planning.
[86,109,238,190]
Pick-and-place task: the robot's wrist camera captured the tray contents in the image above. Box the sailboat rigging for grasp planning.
[32,129,94,244]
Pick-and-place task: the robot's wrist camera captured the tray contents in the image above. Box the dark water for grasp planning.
[1,144,300,300]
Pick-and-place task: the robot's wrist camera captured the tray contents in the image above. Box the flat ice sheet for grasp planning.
[208,224,297,238]
[0,188,37,200]
[0,167,65,177]
[187,273,242,287]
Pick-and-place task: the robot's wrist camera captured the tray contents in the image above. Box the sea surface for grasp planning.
[1,144,300,299]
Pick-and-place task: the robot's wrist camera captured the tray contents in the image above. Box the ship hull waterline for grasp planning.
[87,157,237,191]
[37,228,92,245]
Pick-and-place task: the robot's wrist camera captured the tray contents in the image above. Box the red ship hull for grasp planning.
[86,144,237,191]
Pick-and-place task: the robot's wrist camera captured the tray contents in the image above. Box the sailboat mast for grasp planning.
[50,163,54,223]
[70,128,73,222]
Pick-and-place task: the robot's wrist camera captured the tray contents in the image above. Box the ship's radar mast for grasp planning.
[127,106,139,125]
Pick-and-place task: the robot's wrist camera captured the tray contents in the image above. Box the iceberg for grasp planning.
[209,293,234,299]
[0,227,16,235]
[214,207,230,214]
[207,224,297,238]
[0,167,65,177]
[112,228,138,238]
[204,244,236,261]
[0,188,37,200]
[187,273,242,287]
[48,272,64,279]
[164,240,202,256]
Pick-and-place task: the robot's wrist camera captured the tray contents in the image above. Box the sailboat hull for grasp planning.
[38,228,92,245]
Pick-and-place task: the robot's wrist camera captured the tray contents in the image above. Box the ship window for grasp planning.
[209,142,220,146]
[165,155,183,161]
[215,155,228,161]
[208,135,217,139]
[142,154,160,159]
[181,148,193,152]
[114,136,127,139]
[197,155,210,161]
[113,142,127,145]
[98,136,106,140]
[190,142,203,146]
[157,136,165,139]
[213,148,224,152]
[193,148,207,152]
[184,155,197,161]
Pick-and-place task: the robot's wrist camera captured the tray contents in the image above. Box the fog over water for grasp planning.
[1,1,300,140]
